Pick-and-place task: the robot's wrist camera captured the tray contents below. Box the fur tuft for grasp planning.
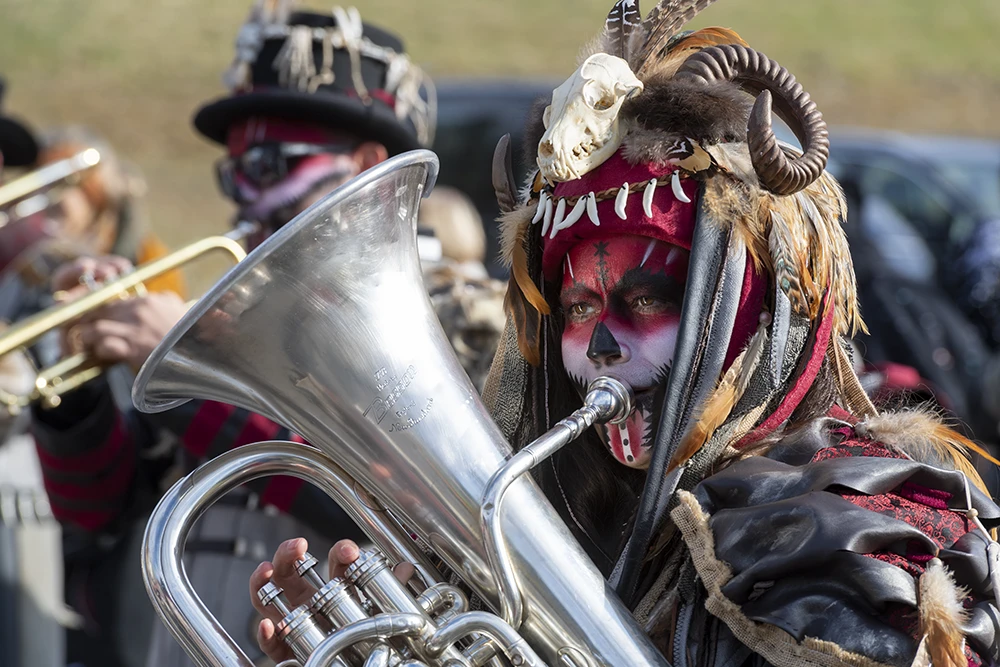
[917,559,969,667]
[621,78,752,146]
[498,204,535,269]
[521,95,550,171]
[855,407,998,494]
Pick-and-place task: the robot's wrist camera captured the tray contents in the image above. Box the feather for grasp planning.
[502,218,549,366]
[600,0,643,60]
[828,335,878,419]
[492,135,518,214]
[855,408,1000,495]
[767,208,811,317]
[669,318,767,470]
[634,0,722,75]
[918,559,969,667]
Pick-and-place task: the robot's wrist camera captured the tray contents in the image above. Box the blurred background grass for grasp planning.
[1,0,998,267]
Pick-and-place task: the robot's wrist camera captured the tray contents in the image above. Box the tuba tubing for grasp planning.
[144,441,442,667]
[133,150,667,666]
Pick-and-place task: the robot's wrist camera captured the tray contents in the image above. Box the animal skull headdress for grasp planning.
[489,0,869,605]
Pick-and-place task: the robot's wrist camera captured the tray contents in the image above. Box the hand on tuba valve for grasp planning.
[250,539,414,665]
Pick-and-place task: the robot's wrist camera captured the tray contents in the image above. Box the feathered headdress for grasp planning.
[490,0,874,603]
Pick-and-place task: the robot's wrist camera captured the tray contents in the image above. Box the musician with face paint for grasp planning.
[29,5,504,667]
[255,2,1000,666]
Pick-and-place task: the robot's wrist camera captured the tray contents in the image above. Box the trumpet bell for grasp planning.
[133,150,665,666]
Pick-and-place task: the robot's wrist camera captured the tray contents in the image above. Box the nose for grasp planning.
[587,322,629,366]
[538,140,554,158]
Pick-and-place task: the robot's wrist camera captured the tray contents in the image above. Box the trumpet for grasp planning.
[0,148,102,226]
[0,221,256,414]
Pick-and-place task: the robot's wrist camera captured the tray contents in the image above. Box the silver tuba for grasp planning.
[132,150,668,667]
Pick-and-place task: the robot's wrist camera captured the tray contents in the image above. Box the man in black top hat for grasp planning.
[30,4,496,666]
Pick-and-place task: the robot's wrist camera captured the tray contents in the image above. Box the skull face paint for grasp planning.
[559,235,689,468]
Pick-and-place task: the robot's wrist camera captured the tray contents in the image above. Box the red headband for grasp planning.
[540,149,765,367]
[225,116,351,157]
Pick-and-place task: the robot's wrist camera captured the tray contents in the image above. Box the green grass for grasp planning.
[1,0,997,284]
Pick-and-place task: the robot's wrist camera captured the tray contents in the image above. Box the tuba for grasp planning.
[133,150,667,666]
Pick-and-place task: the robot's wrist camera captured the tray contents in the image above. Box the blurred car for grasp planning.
[900,134,1000,219]
[824,129,1000,275]
[432,79,555,277]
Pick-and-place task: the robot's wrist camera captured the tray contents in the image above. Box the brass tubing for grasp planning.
[0,148,101,212]
[0,230,249,359]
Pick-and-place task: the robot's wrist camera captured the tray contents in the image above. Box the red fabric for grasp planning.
[810,438,973,575]
[542,151,698,276]
[809,436,982,666]
[898,482,952,510]
[182,401,237,458]
[226,115,354,157]
[35,412,128,475]
[233,411,283,450]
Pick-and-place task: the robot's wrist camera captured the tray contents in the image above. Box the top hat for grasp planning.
[0,79,39,167]
[193,3,434,156]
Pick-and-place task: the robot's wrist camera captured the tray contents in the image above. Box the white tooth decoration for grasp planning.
[541,195,554,236]
[672,171,691,203]
[549,197,567,239]
[586,191,600,226]
[615,182,629,220]
[642,178,657,218]
[555,195,587,233]
[532,191,548,224]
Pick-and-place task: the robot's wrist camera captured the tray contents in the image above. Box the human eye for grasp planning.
[566,302,596,321]
[631,295,668,314]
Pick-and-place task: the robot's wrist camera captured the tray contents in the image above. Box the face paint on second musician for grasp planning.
[559,235,689,468]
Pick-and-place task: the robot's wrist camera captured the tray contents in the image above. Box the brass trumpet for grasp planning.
[0,222,256,413]
[0,148,102,226]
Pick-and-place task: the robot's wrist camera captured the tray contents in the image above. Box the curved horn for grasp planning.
[674,44,829,195]
[492,134,518,214]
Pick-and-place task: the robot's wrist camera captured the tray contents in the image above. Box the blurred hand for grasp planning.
[51,255,188,371]
[249,538,414,663]
[50,255,134,296]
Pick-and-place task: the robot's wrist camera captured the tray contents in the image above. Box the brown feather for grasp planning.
[766,208,812,317]
[636,28,748,81]
[669,320,767,471]
[503,218,549,366]
[635,0,722,75]
[504,274,542,366]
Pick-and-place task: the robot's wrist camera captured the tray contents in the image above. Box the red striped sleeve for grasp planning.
[233,411,283,448]
[35,411,128,476]
[182,401,237,458]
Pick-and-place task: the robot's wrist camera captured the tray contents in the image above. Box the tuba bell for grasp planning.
[132,150,667,666]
